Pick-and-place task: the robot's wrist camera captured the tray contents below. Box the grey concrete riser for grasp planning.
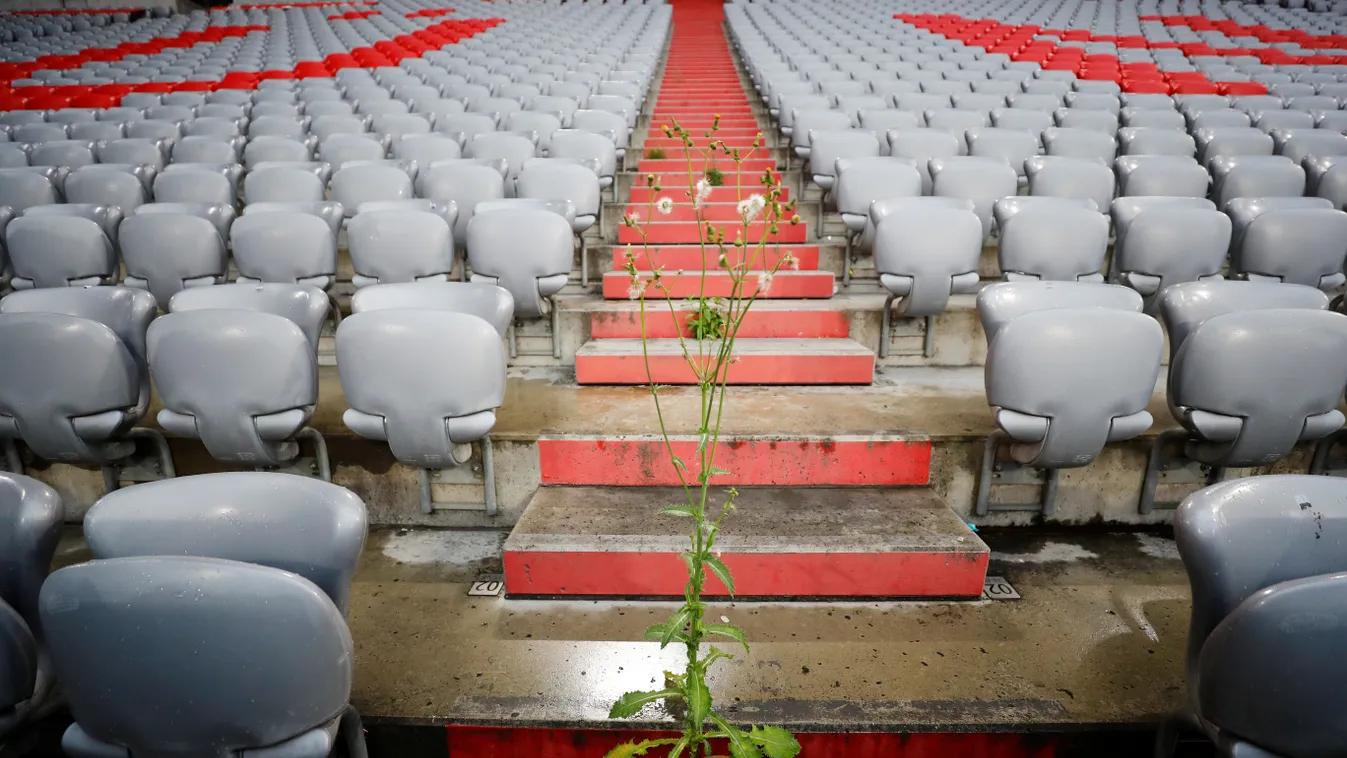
[22,430,1311,529]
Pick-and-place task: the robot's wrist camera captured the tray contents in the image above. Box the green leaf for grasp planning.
[706,466,732,478]
[643,623,689,645]
[660,504,696,518]
[667,736,691,758]
[704,553,736,595]
[686,667,712,730]
[710,713,762,758]
[697,430,711,455]
[748,725,802,758]
[671,455,686,471]
[603,738,684,758]
[700,645,734,670]
[608,689,683,719]
[660,606,693,648]
[705,623,749,652]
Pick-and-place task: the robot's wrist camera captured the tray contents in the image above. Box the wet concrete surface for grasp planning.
[346,528,1188,730]
[26,527,1188,748]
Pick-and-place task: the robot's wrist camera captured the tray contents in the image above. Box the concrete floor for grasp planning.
[42,528,1188,733]
[345,528,1189,730]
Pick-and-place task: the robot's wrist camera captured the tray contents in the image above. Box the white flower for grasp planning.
[757,271,773,294]
[782,250,800,271]
[656,196,674,215]
[627,278,647,300]
[625,210,641,225]
[737,193,766,224]
[693,178,712,209]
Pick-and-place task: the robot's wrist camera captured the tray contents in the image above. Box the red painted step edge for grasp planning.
[575,350,874,386]
[590,306,845,339]
[503,549,988,597]
[603,270,833,300]
[538,435,932,486]
[447,726,1064,758]
[613,244,817,272]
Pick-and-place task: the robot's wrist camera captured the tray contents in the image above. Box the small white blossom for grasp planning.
[737,193,766,224]
[693,178,712,209]
[757,271,773,294]
[625,210,641,225]
[782,250,800,271]
[656,196,674,215]
[627,278,647,300]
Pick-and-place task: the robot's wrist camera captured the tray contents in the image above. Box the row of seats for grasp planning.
[0,280,509,500]
[0,469,374,757]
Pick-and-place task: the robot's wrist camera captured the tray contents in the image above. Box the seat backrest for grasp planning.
[1023,155,1115,211]
[171,135,238,165]
[329,164,414,216]
[167,282,329,347]
[1114,155,1210,197]
[998,206,1109,282]
[1197,571,1347,758]
[985,307,1163,468]
[1231,208,1347,290]
[6,215,116,290]
[242,135,313,167]
[465,208,574,319]
[0,473,61,635]
[1166,307,1347,466]
[242,201,344,239]
[872,204,983,317]
[336,310,507,467]
[515,161,600,218]
[41,556,353,756]
[977,281,1143,342]
[464,132,536,186]
[153,167,234,206]
[118,212,228,308]
[1041,126,1117,162]
[807,129,881,178]
[28,142,95,169]
[394,133,462,169]
[1176,475,1347,716]
[95,137,166,169]
[1113,207,1232,306]
[834,157,922,218]
[0,312,142,464]
[229,211,336,289]
[243,165,325,204]
[929,156,1019,237]
[148,309,321,466]
[1159,279,1330,361]
[347,209,453,286]
[1210,155,1305,207]
[350,281,514,336]
[23,203,123,246]
[0,170,58,212]
[318,133,387,166]
[886,128,961,192]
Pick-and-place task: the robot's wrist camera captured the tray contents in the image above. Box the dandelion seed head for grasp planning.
[694,178,713,209]
[757,271,773,294]
[737,194,766,224]
[627,278,647,300]
[656,196,674,215]
[782,251,800,271]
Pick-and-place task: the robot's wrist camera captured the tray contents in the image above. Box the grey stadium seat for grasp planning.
[119,211,228,308]
[42,556,366,758]
[1024,156,1114,212]
[149,300,328,478]
[873,199,982,358]
[1306,154,1347,210]
[63,164,151,211]
[244,164,326,204]
[1228,206,1347,291]
[6,215,116,290]
[230,211,337,290]
[329,164,414,217]
[350,281,514,337]
[347,208,454,287]
[0,472,61,740]
[1110,199,1230,311]
[929,156,1019,238]
[977,295,1162,515]
[997,204,1108,282]
[1115,156,1210,197]
[1165,476,1347,758]
[336,309,507,513]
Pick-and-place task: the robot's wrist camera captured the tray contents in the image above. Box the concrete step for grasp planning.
[588,299,848,339]
[601,270,834,299]
[502,486,989,598]
[573,337,876,385]
[636,157,775,175]
[612,243,819,272]
[537,433,931,486]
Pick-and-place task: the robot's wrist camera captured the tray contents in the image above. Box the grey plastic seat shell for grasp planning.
[350,282,514,337]
[0,471,61,738]
[336,310,507,468]
[229,212,337,290]
[6,216,116,290]
[83,472,366,615]
[466,208,573,320]
[118,212,228,309]
[42,556,354,758]
[1175,475,1347,752]
[977,282,1144,342]
[1160,288,1347,467]
[873,203,982,317]
[929,156,1019,237]
[347,209,454,288]
[998,207,1109,282]
[0,312,145,465]
[1112,207,1232,309]
[1228,208,1347,291]
[984,307,1163,468]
